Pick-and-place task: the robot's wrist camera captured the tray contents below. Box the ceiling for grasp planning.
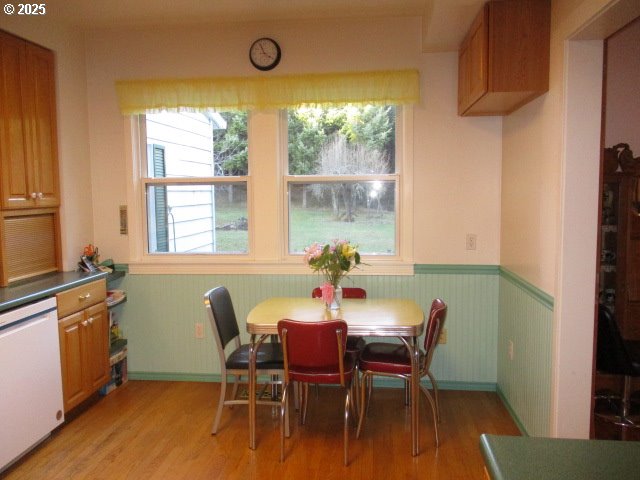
[46,0,485,52]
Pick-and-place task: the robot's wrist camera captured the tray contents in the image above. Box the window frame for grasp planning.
[124,107,413,275]
[138,114,251,257]
[280,105,412,265]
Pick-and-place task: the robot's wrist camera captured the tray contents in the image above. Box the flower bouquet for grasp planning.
[303,240,362,310]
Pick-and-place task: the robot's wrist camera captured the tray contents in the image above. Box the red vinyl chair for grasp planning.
[356,298,448,447]
[278,319,355,465]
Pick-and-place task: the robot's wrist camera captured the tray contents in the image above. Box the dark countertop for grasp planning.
[480,433,640,480]
[0,271,109,313]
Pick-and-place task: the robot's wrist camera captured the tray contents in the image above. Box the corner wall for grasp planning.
[498,0,640,439]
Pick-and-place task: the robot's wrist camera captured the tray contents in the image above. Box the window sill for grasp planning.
[128,259,414,276]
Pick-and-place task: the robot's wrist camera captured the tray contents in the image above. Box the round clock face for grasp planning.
[249,37,281,71]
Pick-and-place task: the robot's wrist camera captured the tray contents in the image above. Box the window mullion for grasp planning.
[248,110,281,262]
[142,176,247,185]
[284,174,398,183]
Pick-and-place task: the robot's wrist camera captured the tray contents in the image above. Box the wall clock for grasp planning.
[249,37,281,71]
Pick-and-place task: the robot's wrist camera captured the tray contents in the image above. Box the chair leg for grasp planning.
[301,383,309,425]
[352,364,360,421]
[271,374,279,400]
[420,384,440,447]
[280,382,290,462]
[367,374,373,416]
[404,378,410,406]
[344,386,351,466]
[427,370,441,422]
[212,374,227,435]
[356,372,370,439]
[285,391,290,438]
[349,384,358,425]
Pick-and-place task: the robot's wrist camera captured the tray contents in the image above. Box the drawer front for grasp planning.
[56,279,106,318]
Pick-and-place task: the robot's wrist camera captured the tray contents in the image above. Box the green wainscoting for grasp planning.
[111,264,553,438]
[497,268,554,437]
[115,266,499,391]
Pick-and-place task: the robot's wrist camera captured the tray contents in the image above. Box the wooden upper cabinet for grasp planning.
[458,0,551,116]
[0,30,60,209]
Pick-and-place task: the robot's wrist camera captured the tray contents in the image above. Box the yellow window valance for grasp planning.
[115,69,419,114]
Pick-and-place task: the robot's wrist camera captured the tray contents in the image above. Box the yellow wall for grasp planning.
[501,0,640,292]
[82,17,502,267]
[1,14,503,269]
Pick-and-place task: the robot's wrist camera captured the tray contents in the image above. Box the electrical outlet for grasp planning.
[508,340,514,360]
[438,328,447,344]
[195,322,205,339]
[466,233,477,250]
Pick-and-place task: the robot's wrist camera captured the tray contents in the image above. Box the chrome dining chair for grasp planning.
[356,298,448,447]
[204,286,284,434]
[278,318,355,465]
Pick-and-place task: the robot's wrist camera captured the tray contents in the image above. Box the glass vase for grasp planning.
[329,285,343,311]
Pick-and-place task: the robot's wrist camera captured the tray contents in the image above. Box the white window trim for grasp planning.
[123,106,414,275]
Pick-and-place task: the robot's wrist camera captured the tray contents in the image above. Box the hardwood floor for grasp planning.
[3,381,520,479]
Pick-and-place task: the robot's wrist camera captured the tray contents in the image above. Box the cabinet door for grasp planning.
[0,32,59,209]
[58,311,89,412]
[84,302,110,391]
[0,31,31,209]
[466,6,488,109]
[25,43,59,208]
[457,5,488,115]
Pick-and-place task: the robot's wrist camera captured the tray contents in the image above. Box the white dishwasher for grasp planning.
[0,297,64,473]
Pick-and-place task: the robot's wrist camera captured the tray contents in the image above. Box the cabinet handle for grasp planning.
[37,192,44,199]
[81,320,89,327]
[30,192,37,199]
[87,317,94,325]
[78,293,91,301]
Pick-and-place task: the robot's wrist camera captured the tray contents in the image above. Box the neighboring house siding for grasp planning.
[146,113,215,253]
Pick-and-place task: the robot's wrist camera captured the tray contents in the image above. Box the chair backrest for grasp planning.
[278,319,348,386]
[597,304,638,376]
[422,299,448,370]
[204,286,240,351]
[311,287,367,299]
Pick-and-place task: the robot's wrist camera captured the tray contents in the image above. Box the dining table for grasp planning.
[246,296,425,455]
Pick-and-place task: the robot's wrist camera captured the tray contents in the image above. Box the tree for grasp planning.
[342,105,395,171]
[314,134,390,221]
[212,110,248,176]
[212,110,248,203]
[287,110,327,175]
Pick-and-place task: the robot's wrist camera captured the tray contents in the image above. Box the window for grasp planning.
[142,111,249,254]
[128,107,412,273]
[121,70,416,272]
[285,105,398,255]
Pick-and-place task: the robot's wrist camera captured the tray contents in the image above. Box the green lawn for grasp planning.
[212,203,395,254]
[213,203,249,253]
[289,206,395,254]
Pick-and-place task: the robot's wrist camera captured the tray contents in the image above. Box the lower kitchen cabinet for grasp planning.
[57,279,110,412]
